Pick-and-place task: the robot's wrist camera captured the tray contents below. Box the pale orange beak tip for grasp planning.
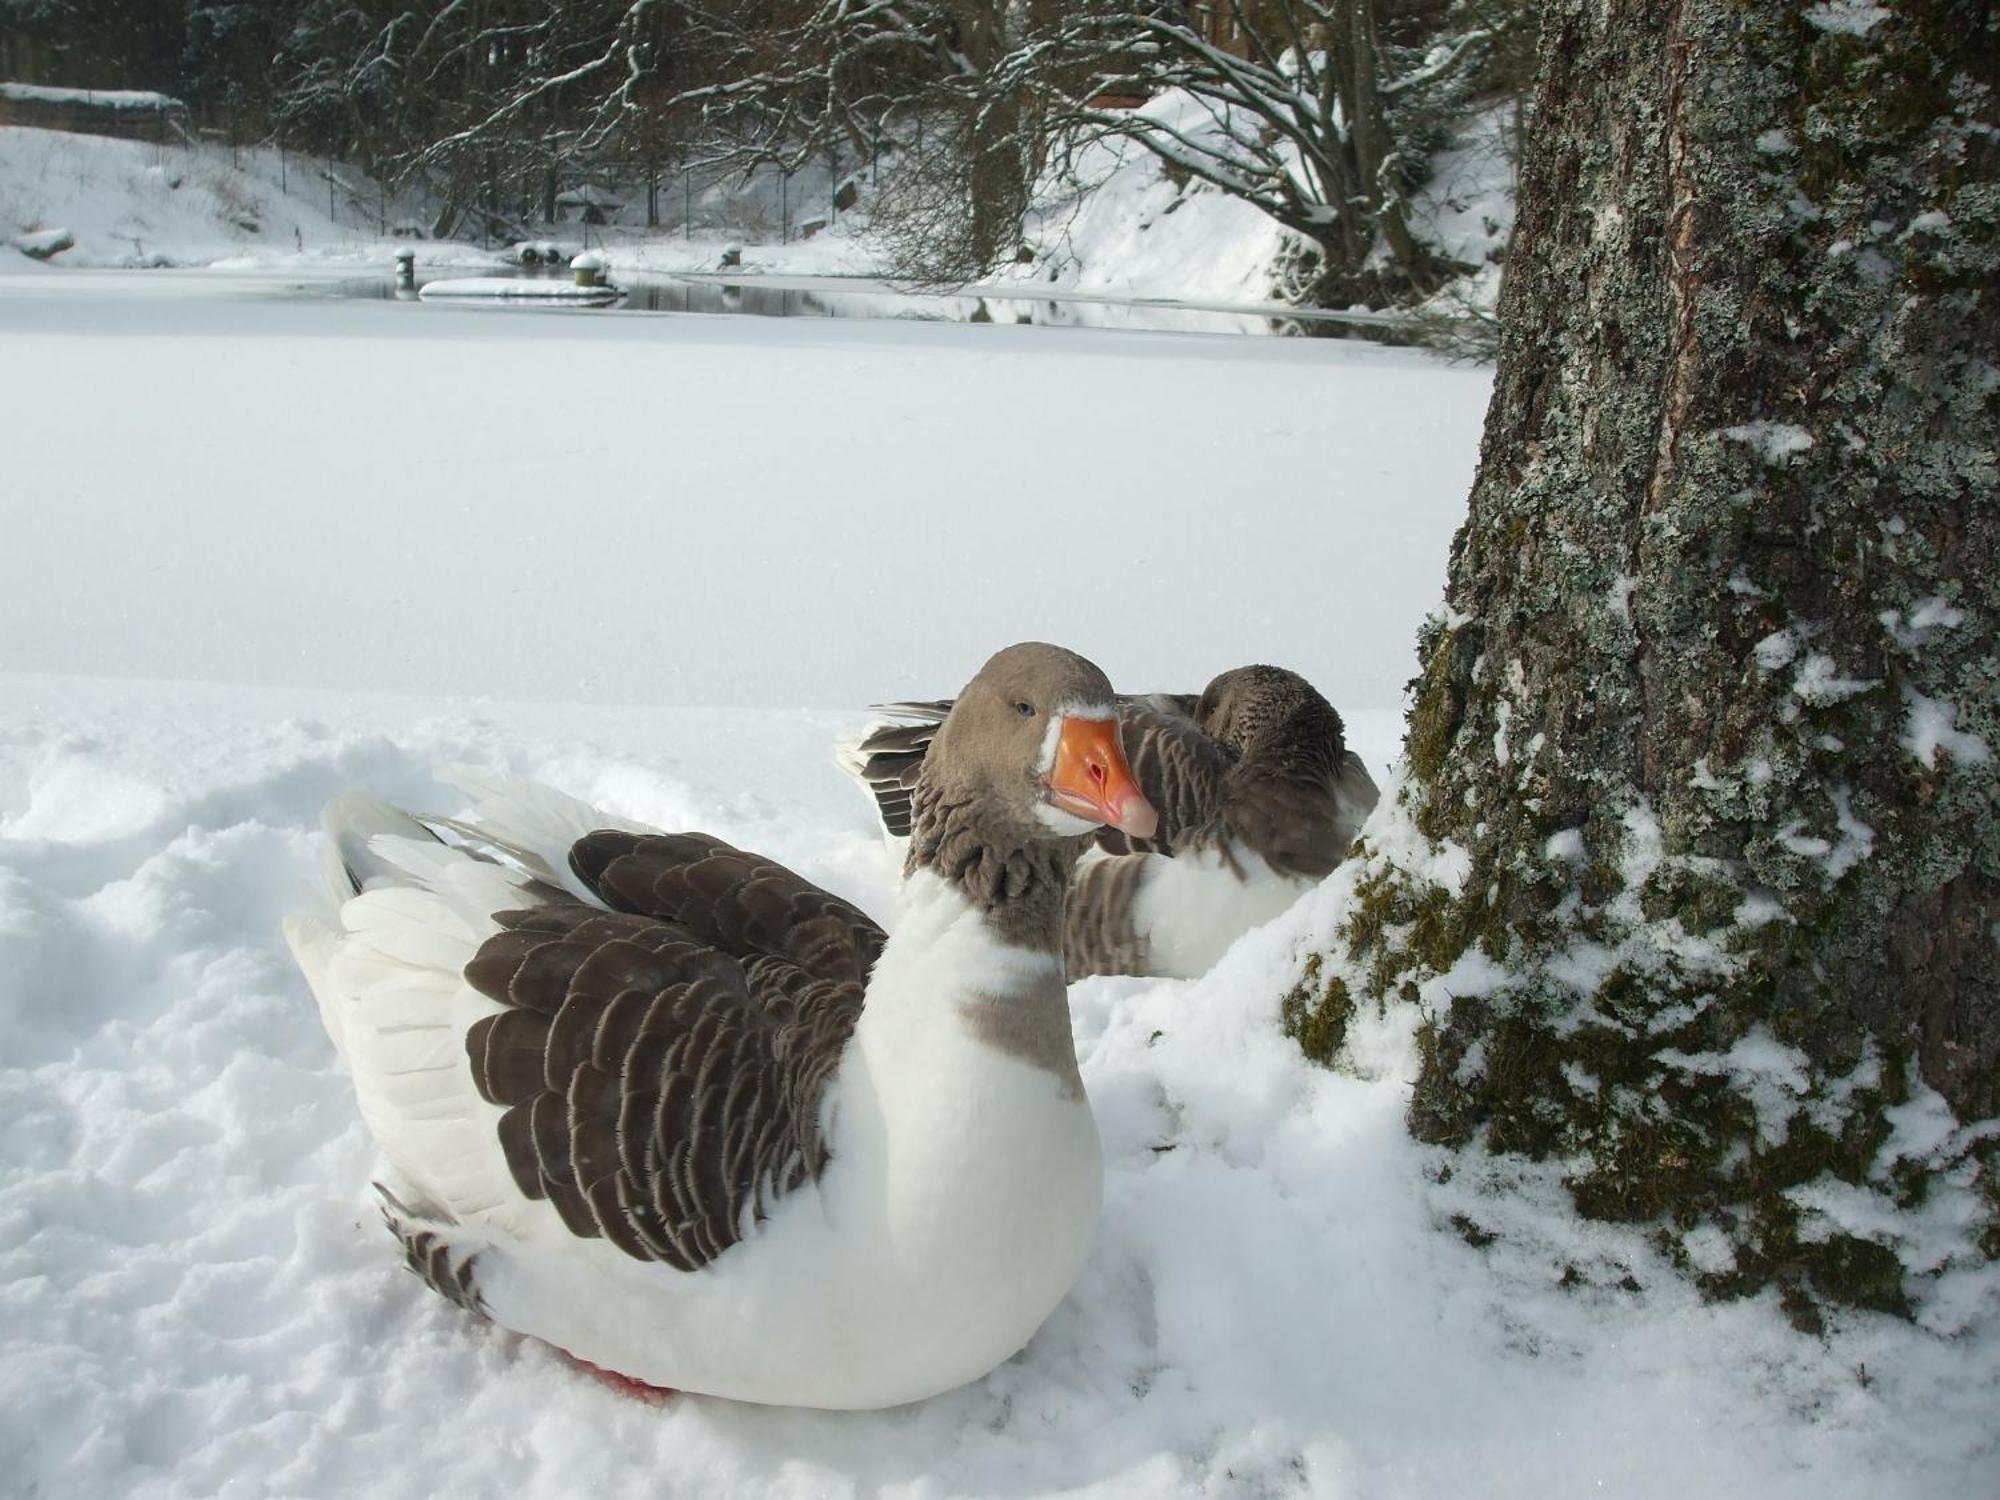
[1109,787,1159,841]
[1049,716,1159,839]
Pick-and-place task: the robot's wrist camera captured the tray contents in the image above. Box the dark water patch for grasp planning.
[300,267,1426,343]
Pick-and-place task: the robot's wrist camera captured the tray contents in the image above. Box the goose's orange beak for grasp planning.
[1046,717,1159,839]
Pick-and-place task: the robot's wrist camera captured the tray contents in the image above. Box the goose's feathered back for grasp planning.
[459,833,882,1273]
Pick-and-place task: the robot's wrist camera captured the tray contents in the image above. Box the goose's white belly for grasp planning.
[305,846,1105,1410]
[1130,843,1314,979]
[468,874,1103,1409]
[477,1034,1101,1408]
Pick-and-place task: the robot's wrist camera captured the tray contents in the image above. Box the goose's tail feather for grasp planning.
[834,700,951,846]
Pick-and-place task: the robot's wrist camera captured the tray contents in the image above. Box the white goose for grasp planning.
[284,642,1157,1410]
[841,664,1379,979]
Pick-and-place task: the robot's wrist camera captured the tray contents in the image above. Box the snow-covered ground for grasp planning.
[1,270,1993,1499]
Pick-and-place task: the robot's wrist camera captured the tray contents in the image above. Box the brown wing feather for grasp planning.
[1064,854,1154,977]
[570,830,886,987]
[1216,763,1350,878]
[460,832,883,1273]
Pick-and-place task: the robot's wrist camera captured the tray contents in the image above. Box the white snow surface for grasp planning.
[1,273,1994,1498]
[1805,0,1895,36]
[0,272,1482,716]
[0,83,185,109]
[417,276,620,302]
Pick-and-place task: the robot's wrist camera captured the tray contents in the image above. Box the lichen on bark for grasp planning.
[1315,0,2000,1322]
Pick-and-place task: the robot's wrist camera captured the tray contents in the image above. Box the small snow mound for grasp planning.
[1805,0,1893,36]
[1792,652,1876,705]
[11,226,74,260]
[417,277,620,303]
[1753,629,1798,671]
[1722,421,1815,465]
[2,753,168,842]
[1901,688,1993,768]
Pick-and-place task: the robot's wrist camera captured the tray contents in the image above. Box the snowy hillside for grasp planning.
[0,268,1991,1498]
[997,94,1517,319]
[0,126,378,266]
[3,90,1514,320]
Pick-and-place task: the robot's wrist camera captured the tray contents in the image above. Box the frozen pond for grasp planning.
[0,262,1484,725]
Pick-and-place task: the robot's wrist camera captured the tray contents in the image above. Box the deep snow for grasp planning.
[0,271,1994,1499]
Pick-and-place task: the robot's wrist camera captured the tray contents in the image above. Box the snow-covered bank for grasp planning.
[1009,95,1294,310]
[0,122,879,277]
[0,127,372,267]
[1000,94,1518,326]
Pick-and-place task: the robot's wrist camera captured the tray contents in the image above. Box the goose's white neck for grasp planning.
[812,869,1100,1383]
[858,868,1079,1093]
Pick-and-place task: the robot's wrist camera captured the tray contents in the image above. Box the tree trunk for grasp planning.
[959,0,1028,271]
[1342,0,1427,286]
[1305,0,1999,1326]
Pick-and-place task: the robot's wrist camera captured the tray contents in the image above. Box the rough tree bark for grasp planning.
[1295,0,1999,1325]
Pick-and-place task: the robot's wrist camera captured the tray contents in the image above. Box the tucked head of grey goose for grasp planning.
[839,661,1381,979]
[1195,664,1345,767]
[285,641,1154,1410]
[1131,662,1368,875]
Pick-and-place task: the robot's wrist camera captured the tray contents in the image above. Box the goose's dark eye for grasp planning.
[1014,701,1036,718]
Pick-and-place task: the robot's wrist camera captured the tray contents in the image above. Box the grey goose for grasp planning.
[284,642,1157,1409]
[841,664,1379,978]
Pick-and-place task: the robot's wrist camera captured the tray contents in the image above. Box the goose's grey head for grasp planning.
[926,642,1158,842]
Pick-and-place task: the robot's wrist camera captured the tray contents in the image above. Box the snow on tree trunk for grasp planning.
[1298,0,1999,1325]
